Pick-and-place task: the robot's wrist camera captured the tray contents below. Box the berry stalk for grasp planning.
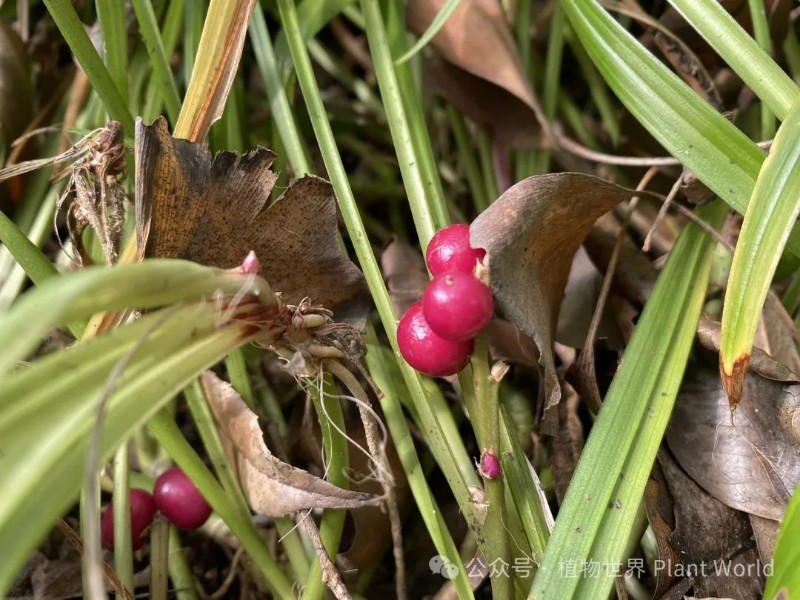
[470,336,513,600]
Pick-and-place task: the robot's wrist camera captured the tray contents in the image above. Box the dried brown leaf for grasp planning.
[380,238,429,317]
[202,371,379,517]
[666,356,800,521]
[425,58,540,149]
[135,117,368,320]
[658,450,765,600]
[407,0,541,148]
[470,173,641,431]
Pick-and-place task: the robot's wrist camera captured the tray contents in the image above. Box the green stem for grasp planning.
[149,519,170,600]
[168,527,200,600]
[43,0,135,132]
[95,0,129,99]
[359,0,438,248]
[276,0,483,572]
[112,444,134,599]
[384,0,450,230]
[471,337,513,600]
[249,9,312,175]
[147,409,294,599]
[748,0,777,138]
[130,0,182,123]
[365,325,474,600]
[301,375,349,600]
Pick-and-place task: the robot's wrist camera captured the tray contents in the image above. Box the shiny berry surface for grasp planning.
[397,302,473,376]
[425,224,486,276]
[479,450,502,480]
[153,467,212,530]
[422,272,494,341]
[101,488,156,551]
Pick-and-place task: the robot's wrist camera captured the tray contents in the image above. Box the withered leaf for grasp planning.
[135,117,368,321]
[407,0,541,148]
[657,450,766,600]
[470,173,642,431]
[202,371,379,517]
[380,238,430,317]
[666,355,800,521]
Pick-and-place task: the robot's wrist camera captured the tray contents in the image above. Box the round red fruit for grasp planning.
[423,272,493,341]
[153,467,212,530]
[425,224,486,276]
[397,302,473,376]
[101,488,156,551]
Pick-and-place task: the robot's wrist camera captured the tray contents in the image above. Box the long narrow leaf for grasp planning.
[562,0,800,256]
[667,0,799,119]
[0,260,273,374]
[530,200,727,599]
[0,311,254,594]
[720,101,800,402]
[43,0,135,132]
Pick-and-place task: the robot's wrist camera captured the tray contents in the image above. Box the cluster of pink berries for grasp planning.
[398,224,494,376]
[101,467,212,552]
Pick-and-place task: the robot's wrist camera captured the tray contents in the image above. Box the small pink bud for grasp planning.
[479,450,501,480]
[240,251,261,275]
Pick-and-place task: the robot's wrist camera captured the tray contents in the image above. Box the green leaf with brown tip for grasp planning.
[721,100,800,405]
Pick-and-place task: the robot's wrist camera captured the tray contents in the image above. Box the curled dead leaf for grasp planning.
[407,0,542,148]
[202,371,380,517]
[135,117,369,322]
[470,173,643,431]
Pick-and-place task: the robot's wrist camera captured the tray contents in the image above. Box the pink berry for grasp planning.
[153,467,212,530]
[422,272,493,341]
[397,302,473,376]
[101,488,156,551]
[425,224,486,276]
[479,450,502,480]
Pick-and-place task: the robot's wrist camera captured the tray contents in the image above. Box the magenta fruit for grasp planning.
[422,271,494,342]
[397,302,473,376]
[100,488,156,551]
[153,467,212,530]
[425,224,486,276]
[479,450,502,480]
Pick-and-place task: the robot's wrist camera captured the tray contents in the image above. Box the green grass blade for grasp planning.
[667,0,799,119]
[720,101,800,400]
[364,327,474,599]
[0,312,261,595]
[43,0,135,132]
[249,8,312,174]
[359,0,439,247]
[0,209,58,286]
[395,0,462,65]
[95,0,129,98]
[276,0,483,544]
[764,486,800,599]
[562,0,800,256]
[130,0,183,123]
[0,260,272,375]
[530,200,728,599]
[748,0,777,138]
